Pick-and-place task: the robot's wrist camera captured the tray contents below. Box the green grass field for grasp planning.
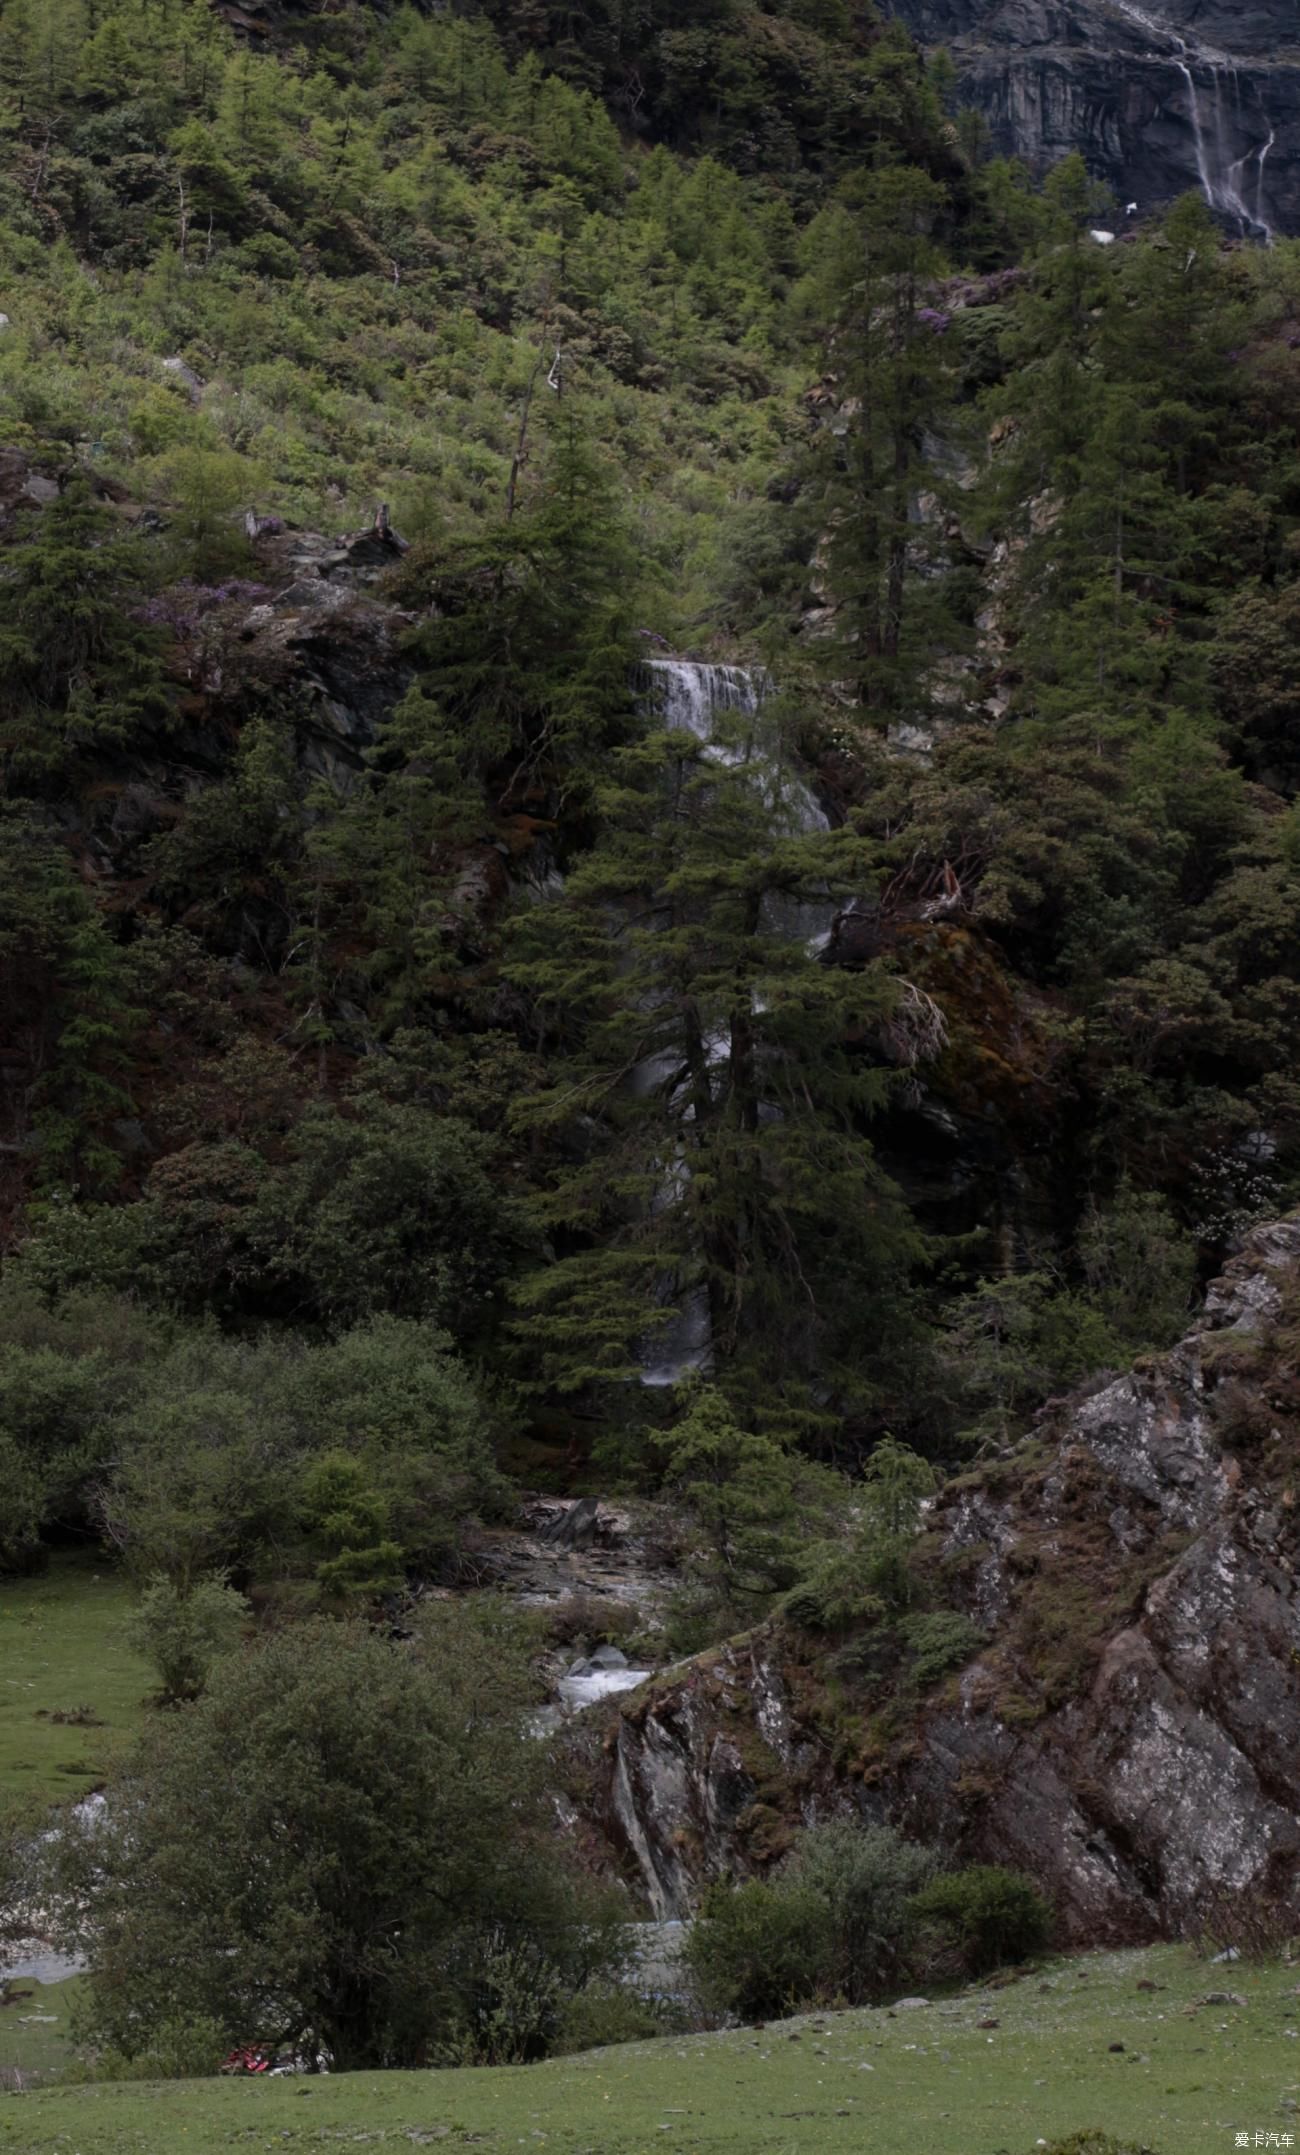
[2,1945,1294,2155]
[0,1976,80,2084]
[0,1558,150,1802]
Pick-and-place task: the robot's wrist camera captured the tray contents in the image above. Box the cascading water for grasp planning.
[1112,0,1276,240]
[641,659,830,837]
[632,660,837,1388]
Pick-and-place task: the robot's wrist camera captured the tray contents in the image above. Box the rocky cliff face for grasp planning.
[891,0,1300,236]
[591,1217,1300,1939]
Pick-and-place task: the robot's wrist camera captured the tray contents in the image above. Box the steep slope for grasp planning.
[893,0,1300,234]
[590,1216,1300,1937]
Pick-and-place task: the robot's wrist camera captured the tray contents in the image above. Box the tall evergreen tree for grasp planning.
[507,695,925,1440]
[796,162,961,723]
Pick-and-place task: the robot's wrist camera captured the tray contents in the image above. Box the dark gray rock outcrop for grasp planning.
[591,1217,1300,1940]
[889,0,1300,234]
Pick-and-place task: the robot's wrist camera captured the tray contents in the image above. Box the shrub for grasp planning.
[73,2013,228,2082]
[553,1984,671,2053]
[437,1927,564,2065]
[126,1571,250,1704]
[299,1449,405,1604]
[1028,2138,1163,2155]
[683,1879,834,2022]
[1188,1880,1296,1961]
[787,1819,936,2004]
[909,1864,1052,1974]
[897,1609,986,1688]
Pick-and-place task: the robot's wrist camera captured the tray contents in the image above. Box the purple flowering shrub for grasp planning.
[134,580,270,635]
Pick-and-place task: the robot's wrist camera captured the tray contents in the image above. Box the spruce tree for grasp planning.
[796,161,962,725]
[507,694,924,1439]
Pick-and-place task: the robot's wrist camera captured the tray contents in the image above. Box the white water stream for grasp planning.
[1112,0,1276,239]
[641,658,830,837]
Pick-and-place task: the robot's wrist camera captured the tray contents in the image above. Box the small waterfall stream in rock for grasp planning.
[633,660,838,1388]
[1112,0,1276,239]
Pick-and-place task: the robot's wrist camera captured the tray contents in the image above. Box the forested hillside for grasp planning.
[4,0,1300,2080]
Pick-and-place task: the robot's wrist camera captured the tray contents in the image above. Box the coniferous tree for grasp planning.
[797,161,962,724]
[508,697,926,1438]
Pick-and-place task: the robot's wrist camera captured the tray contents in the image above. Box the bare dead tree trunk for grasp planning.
[505,298,555,522]
[29,129,51,206]
[505,346,547,524]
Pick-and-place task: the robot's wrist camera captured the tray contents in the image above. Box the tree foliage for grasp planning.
[57,1611,624,2070]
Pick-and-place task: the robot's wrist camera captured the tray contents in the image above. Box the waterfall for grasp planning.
[631,660,837,1388]
[639,659,764,753]
[640,1284,713,1389]
[1175,58,1217,205]
[1112,0,1276,241]
[641,658,830,837]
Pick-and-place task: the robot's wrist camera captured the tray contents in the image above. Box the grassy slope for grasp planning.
[3,1946,1294,2154]
[0,1559,150,1802]
[0,1978,81,2084]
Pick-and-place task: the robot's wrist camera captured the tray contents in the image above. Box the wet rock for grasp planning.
[890,0,1300,235]
[271,578,353,615]
[160,355,203,399]
[542,1496,600,1551]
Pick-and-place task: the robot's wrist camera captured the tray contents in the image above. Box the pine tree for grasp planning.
[507,695,925,1438]
[797,161,961,724]
[0,481,171,785]
[400,411,640,814]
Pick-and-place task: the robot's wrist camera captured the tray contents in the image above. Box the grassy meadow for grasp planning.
[0,1559,150,1802]
[1,1945,1293,2154]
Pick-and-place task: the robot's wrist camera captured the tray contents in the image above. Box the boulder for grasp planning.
[160,355,203,399]
[542,1496,600,1551]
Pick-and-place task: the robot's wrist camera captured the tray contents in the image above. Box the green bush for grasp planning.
[436,1927,564,2065]
[683,1878,834,2022]
[126,1570,250,1704]
[786,1819,935,2004]
[72,2013,228,2082]
[909,1864,1053,1974]
[55,1611,625,2072]
[553,1985,675,2054]
[897,1609,986,1688]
